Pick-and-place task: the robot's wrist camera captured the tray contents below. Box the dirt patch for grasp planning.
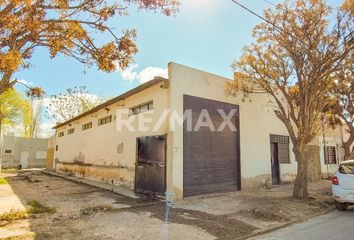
[127,203,257,240]
[239,208,290,222]
[0,171,335,240]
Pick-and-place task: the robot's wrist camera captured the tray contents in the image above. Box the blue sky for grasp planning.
[14,0,283,97]
[14,0,341,97]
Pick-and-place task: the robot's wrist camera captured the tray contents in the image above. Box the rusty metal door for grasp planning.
[135,135,166,195]
[183,95,241,197]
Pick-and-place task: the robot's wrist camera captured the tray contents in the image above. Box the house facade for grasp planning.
[51,63,347,199]
[1,135,49,169]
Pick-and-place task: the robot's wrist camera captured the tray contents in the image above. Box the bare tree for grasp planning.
[325,51,354,160]
[227,0,353,198]
[45,86,102,123]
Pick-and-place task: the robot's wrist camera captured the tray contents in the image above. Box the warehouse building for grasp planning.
[51,63,345,199]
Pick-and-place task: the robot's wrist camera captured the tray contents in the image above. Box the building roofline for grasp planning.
[53,77,168,129]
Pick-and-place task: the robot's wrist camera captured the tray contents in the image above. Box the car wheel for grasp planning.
[335,201,348,211]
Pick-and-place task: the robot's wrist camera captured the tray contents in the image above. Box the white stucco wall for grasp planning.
[1,135,48,168]
[168,63,300,198]
[54,83,169,188]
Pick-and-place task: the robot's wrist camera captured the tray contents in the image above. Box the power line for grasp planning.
[230,0,307,45]
[230,0,283,32]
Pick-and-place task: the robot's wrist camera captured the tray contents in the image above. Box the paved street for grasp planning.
[253,209,354,240]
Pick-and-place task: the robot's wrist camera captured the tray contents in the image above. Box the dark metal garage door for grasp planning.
[183,95,240,197]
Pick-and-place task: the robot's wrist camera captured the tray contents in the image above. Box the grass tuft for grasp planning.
[0,209,29,222]
[1,232,36,240]
[27,200,56,214]
[0,201,56,226]
[0,177,9,185]
[1,168,18,174]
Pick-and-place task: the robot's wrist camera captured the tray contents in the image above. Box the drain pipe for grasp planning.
[322,122,329,179]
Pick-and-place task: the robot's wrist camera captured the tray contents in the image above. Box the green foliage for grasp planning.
[0,89,34,136]
[0,89,24,126]
[0,177,8,185]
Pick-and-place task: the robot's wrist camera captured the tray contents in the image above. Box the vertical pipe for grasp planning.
[322,122,329,178]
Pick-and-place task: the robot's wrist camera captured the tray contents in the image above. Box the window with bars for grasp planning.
[324,146,337,164]
[67,128,75,135]
[58,132,64,137]
[130,101,153,115]
[98,115,112,126]
[82,122,92,131]
[270,134,290,164]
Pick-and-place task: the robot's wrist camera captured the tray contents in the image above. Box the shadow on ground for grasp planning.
[0,170,334,240]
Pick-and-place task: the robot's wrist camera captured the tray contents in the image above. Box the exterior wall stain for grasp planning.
[56,162,134,189]
[241,175,272,191]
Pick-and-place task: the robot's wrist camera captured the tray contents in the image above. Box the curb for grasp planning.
[237,208,335,240]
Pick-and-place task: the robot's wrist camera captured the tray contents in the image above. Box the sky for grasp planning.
[12,0,341,136]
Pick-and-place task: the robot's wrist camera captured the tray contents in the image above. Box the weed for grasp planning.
[0,201,55,226]
[0,177,8,185]
[0,209,29,222]
[1,168,17,174]
[27,200,56,214]
[1,232,36,240]
[80,205,113,216]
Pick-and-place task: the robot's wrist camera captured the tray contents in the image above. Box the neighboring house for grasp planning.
[1,135,49,169]
[51,62,348,199]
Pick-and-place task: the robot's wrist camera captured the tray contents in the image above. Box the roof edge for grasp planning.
[53,77,168,129]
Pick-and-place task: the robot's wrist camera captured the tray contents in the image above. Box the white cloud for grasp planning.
[120,64,138,82]
[119,65,168,83]
[37,122,55,138]
[137,67,168,83]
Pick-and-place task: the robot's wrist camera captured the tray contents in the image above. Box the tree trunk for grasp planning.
[347,148,354,160]
[343,136,354,160]
[293,145,309,199]
[0,72,14,96]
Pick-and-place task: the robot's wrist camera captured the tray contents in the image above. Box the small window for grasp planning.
[324,146,337,164]
[339,162,354,174]
[82,122,92,131]
[68,128,75,135]
[56,145,58,151]
[130,101,153,115]
[36,151,47,159]
[58,132,64,137]
[5,149,12,154]
[98,115,112,126]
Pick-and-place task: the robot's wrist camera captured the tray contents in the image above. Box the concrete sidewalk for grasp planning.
[250,209,354,240]
[43,170,139,199]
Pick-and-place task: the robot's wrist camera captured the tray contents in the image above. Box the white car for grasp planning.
[332,160,354,211]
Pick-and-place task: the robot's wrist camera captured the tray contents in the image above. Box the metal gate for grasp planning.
[135,135,166,195]
[183,95,241,197]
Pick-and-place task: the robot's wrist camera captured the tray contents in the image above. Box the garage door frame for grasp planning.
[183,95,241,197]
